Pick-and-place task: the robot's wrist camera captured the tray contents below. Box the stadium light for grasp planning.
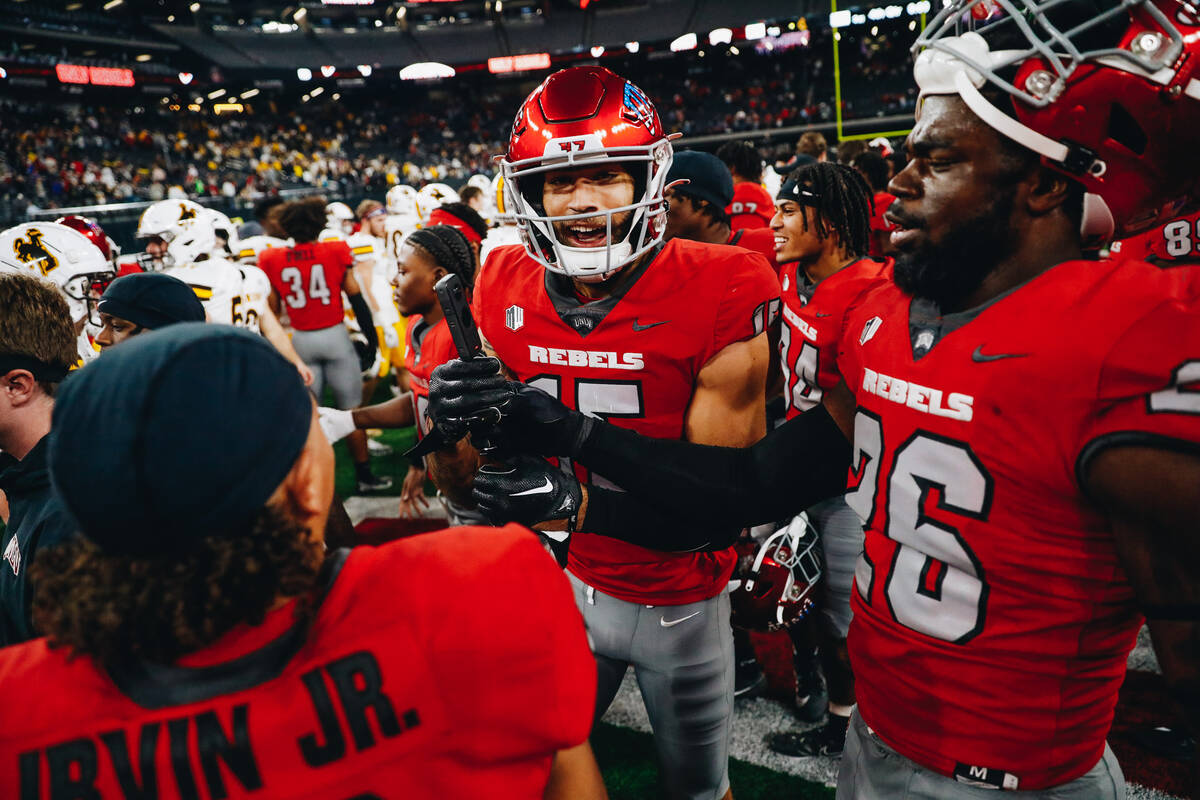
[0,68,7,79]
[207,88,226,99]
[708,28,732,46]
[240,88,260,99]
[626,41,639,53]
[189,1,200,10]
[357,64,372,77]
[136,54,152,62]
[669,33,698,52]
[296,67,313,81]
[767,25,781,36]
[294,7,307,22]
[590,45,605,58]
[400,62,455,80]
[488,53,550,73]
[311,86,325,97]
[743,22,766,40]
[495,0,503,11]
[103,0,123,9]
[320,65,336,77]
[178,71,194,84]
[828,10,851,28]
[167,14,175,21]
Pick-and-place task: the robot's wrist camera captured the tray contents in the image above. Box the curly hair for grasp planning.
[277,196,329,243]
[716,141,764,183]
[31,504,324,665]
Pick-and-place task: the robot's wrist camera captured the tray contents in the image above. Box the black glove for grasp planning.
[427,359,593,457]
[473,455,582,567]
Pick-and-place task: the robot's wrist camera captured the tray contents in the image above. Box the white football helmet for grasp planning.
[0,222,117,325]
[326,202,355,237]
[416,183,460,223]
[136,199,212,270]
[203,208,239,255]
[386,184,420,217]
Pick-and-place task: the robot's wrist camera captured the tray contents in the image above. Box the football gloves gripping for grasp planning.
[474,455,582,567]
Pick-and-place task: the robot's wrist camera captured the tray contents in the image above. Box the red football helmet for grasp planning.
[499,66,673,281]
[729,514,823,632]
[56,214,119,269]
[913,0,1200,237]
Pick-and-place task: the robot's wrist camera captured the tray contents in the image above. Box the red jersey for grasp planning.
[1110,208,1200,263]
[727,226,778,275]
[403,314,456,441]
[259,241,352,330]
[727,182,774,231]
[475,241,780,605]
[779,257,891,420]
[0,525,595,799]
[836,259,1200,789]
[868,191,897,258]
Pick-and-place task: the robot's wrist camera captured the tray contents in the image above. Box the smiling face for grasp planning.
[541,163,636,249]
[770,198,826,266]
[886,95,1034,310]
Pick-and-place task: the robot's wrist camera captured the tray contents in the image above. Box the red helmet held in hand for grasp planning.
[730,514,823,632]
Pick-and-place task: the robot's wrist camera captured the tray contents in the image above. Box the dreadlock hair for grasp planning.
[437,202,490,242]
[786,162,874,258]
[407,224,477,291]
[715,141,764,183]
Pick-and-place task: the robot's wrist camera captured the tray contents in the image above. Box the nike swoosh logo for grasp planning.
[632,318,669,332]
[659,611,701,628]
[814,312,832,318]
[512,477,555,496]
[971,345,1030,363]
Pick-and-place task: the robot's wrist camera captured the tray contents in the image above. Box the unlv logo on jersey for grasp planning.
[12,228,58,276]
[505,304,525,332]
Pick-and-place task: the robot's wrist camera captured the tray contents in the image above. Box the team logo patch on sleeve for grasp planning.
[4,536,20,576]
[505,305,525,332]
[860,316,883,345]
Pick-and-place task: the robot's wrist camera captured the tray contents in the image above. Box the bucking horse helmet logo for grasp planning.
[12,228,58,276]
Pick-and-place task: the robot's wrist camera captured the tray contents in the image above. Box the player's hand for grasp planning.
[295,362,315,387]
[397,465,430,518]
[383,324,400,350]
[426,357,512,444]
[318,407,357,444]
[473,455,581,567]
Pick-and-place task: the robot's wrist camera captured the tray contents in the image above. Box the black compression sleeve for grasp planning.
[347,293,378,350]
[583,485,744,552]
[576,404,853,528]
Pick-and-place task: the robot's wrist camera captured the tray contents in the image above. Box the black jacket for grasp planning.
[0,435,78,646]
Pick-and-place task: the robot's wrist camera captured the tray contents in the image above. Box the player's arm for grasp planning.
[268,286,281,316]
[258,304,314,386]
[686,332,769,446]
[342,268,378,351]
[1087,448,1200,770]
[354,257,380,312]
[544,741,608,800]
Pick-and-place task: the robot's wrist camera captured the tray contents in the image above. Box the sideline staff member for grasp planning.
[0,324,604,799]
[0,273,78,647]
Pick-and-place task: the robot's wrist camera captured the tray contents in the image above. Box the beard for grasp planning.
[893,188,1019,312]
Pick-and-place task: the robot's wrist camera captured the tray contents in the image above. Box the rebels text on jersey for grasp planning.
[476,240,780,606]
[779,257,891,420]
[259,241,352,331]
[0,526,595,799]
[835,259,1200,789]
[404,314,456,441]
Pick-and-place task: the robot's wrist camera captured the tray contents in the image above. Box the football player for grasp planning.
[134,198,210,271]
[767,161,891,759]
[153,208,314,387]
[350,200,405,398]
[323,201,356,240]
[426,66,780,800]
[0,222,117,364]
[317,225,478,521]
[415,182,460,226]
[716,141,775,231]
[428,2,1200,796]
[260,197,390,493]
[478,174,524,265]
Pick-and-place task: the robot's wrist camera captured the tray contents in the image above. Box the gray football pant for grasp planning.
[808,495,866,639]
[838,710,1125,799]
[567,571,734,800]
[291,325,360,410]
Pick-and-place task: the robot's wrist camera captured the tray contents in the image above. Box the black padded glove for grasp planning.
[426,357,511,444]
[473,455,582,567]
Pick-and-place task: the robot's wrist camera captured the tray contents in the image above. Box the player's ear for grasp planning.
[1026,165,1074,217]
[274,409,335,533]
